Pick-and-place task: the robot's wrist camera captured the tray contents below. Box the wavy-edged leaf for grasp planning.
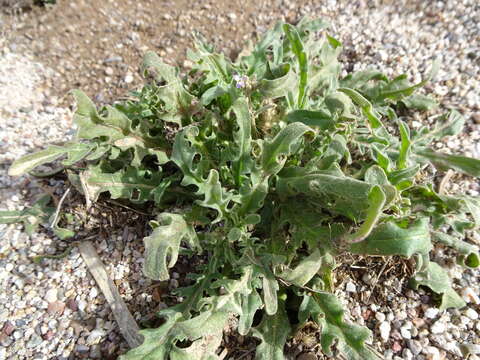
[72,90,168,165]
[340,69,388,89]
[142,51,193,111]
[432,232,479,268]
[299,293,381,360]
[375,59,439,101]
[171,126,205,188]
[397,120,411,169]
[258,63,297,99]
[339,87,383,129]
[278,248,323,286]
[416,149,480,177]
[80,165,170,204]
[238,290,262,336]
[261,122,314,176]
[401,94,438,110]
[252,298,291,360]
[277,172,395,221]
[284,23,308,108]
[196,170,232,223]
[350,218,432,256]
[345,185,386,243]
[8,143,95,176]
[409,261,466,309]
[231,97,253,185]
[170,333,222,360]
[143,213,198,281]
[324,91,355,120]
[413,110,465,145]
[285,109,335,130]
[0,195,54,235]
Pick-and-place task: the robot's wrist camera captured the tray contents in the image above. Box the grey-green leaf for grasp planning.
[143,213,198,281]
[350,218,433,256]
[416,149,480,177]
[409,261,466,310]
[252,298,291,360]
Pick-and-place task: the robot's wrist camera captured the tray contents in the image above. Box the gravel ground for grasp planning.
[1,0,480,359]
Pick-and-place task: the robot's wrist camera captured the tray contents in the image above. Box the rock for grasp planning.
[431,320,446,334]
[89,287,98,300]
[42,330,54,341]
[2,321,15,336]
[345,282,356,292]
[0,333,13,347]
[402,348,413,360]
[86,329,106,346]
[465,308,479,320]
[47,301,65,316]
[89,344,102,359]
[66,298,78,311]
[26,334,42,348]
[124,74,134,83]
[400,324,412,339]
[392,341,402,353]
[104,67,114,76]
[103,56,122,64]
[424,308,439,319]
[412,317,426,328]
[375,312,386,322]
[425,346,440,360]
[75,344,90,354]
[44,288,58,303]
[362,273,374,285]
[407,339,422,356]
[379,321,391,341]
[472,113,480,124]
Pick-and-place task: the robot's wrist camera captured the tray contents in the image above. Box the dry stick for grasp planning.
[438,169,454,195]
[78,241,143,348]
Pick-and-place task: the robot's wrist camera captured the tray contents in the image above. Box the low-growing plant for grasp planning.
[5,18,480,359]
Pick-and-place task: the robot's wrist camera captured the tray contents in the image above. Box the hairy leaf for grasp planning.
[409,261,466,310]
[350,218,432,256]
[143,213,198,281]
[252,298,291,360]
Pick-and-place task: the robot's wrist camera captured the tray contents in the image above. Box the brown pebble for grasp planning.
[42,330,55,341]
[472,113,480,124]
[392,341,403,353]
[66,298,78,311]
[47,301,65,316]
[362,309,372,320]
[2,321,14,336]
[412,317,426,328]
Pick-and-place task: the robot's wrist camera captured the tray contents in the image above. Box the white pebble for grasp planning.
[45,288,58,303]
[89,287,99,300]
[86,329,106,346]
[124,74,134,83]
[461,287,480,305]
[424,308,439,319]
[375,312,386,322]
[345,282,356,292]
[465,308,479,320]
[431,320,446,334]
[379,321,391,341]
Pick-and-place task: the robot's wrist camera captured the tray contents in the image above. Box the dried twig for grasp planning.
[49,187,70,229]
[78,241,143,348]
[438,169,454,195]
